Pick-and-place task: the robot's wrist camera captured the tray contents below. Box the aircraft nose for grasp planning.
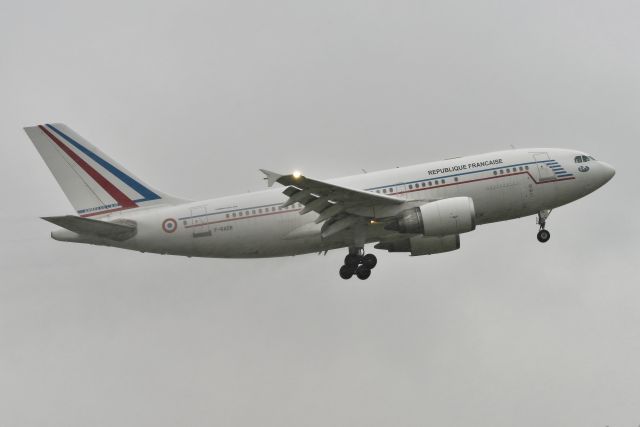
[600,161,616,182]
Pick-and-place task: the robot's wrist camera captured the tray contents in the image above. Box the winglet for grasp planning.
[260,169,284,187]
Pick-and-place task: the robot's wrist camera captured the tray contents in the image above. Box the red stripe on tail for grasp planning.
[38,125,137,209]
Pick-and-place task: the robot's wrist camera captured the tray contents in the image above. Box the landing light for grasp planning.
[292,170,302,179]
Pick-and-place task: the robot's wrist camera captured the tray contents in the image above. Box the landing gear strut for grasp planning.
[339,247,377,280]
[537,209,551,243]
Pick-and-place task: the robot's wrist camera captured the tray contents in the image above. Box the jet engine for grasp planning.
[375,234,460,256]
[385,197,476,236]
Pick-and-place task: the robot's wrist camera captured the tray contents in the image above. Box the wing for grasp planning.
[260,169,404,238]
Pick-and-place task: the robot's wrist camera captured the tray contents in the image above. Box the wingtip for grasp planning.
[259,169,283,187]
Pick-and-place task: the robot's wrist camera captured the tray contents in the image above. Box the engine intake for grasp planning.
[385,197,476,236]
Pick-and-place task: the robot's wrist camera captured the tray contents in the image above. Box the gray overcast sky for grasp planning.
[1,1,639,426]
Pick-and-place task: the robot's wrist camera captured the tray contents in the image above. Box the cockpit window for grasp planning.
[575,155,595,163]
[589,156,596,161]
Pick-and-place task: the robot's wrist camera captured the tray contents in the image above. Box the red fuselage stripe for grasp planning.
[184,208,303,228]
[393,171,574,196]
[38,125,137,209]
[79,207,131,218]
[181,171,576,227]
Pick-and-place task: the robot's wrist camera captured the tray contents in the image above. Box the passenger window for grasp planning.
[421,182,426,188]
[574,156,583,163]
[382,188,387,193]
[525,165,529,170]
[408,184,413,189]
[493,171,497,175]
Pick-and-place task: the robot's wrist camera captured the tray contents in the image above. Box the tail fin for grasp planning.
[24,123,187,217]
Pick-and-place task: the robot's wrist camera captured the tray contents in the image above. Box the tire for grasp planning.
[340,265,355,279]
[537,229,551,243]
[362,254,377,269]
[344,254,361,268]
[355,266,371,280]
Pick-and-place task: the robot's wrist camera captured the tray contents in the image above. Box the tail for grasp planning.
[24,123,187,217]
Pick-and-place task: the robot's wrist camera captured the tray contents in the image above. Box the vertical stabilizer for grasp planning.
[25,123,186,217]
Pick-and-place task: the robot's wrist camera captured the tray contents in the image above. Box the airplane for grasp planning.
[24,123,615,280]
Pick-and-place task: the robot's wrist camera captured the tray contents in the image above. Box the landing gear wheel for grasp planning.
[344,254,361,268]
[340,265,356,280]
[341,247,375,279]
[362,254,377,269]
[355,265,371,280]
[537,229,551,243]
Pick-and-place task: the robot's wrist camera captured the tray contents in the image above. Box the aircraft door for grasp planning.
[532,153,555,182]
[189,206,212,238]
[393,182,407,200]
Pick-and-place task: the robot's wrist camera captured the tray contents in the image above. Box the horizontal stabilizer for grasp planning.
[42,215,137,241]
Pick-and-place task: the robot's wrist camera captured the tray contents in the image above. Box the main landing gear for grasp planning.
[339,248,378,280]
[536,209,551,243]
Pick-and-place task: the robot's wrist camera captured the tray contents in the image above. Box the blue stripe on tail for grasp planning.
[47,124,161,201]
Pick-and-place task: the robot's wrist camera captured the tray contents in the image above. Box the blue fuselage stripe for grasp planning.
[365,160,567,190]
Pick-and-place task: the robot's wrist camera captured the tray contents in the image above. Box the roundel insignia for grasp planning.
[162,218,178,233]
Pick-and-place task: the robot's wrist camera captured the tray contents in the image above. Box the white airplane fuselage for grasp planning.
[55,147,614,258]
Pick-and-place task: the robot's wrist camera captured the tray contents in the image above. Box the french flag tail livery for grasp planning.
[24,123,187,217]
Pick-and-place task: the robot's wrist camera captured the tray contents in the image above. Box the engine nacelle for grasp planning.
[386,197,476,236]
[375,234,460,256]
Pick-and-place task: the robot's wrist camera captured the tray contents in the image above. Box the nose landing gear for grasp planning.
[536,209,552,243]
[339,248,377,280]
[537,229,551,243]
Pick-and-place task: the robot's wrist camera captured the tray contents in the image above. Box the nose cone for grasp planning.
[600,161,616,183]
